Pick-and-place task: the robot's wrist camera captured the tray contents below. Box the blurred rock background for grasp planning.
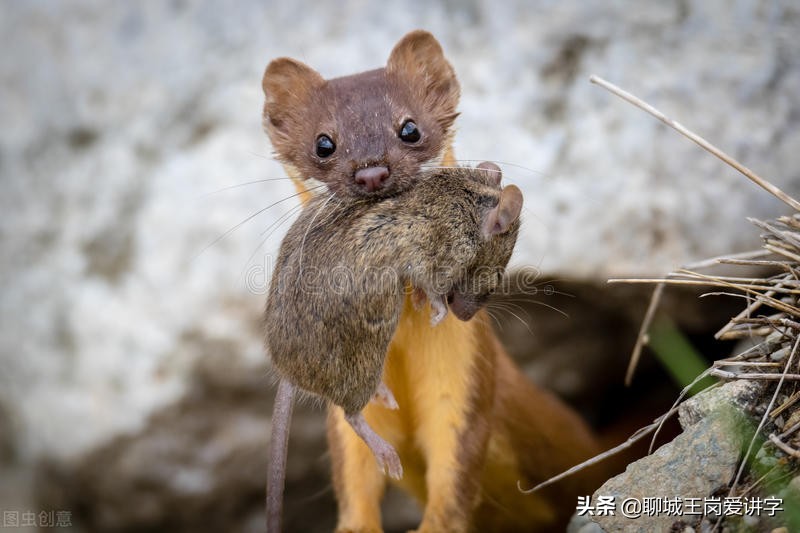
[1,1,799,531]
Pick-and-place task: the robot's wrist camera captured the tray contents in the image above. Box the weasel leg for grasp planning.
[344,412,403,480]
[371,381,399,410]
[411,322,494,533]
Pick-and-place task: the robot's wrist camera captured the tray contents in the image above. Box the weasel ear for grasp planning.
[262,58,324,135]
[482,185,523,240]
[386,30,460,130]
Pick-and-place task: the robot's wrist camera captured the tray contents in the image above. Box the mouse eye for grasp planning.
[398,120,421,143]
[315,135,336,158]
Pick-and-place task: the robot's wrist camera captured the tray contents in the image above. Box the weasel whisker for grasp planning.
[195,184,325,261]
[200,177,298,197]
[447,159,549,178]
[238,202,305,284]
[483,308,505,331]
[487,303,534,335]
[297,191,338,274]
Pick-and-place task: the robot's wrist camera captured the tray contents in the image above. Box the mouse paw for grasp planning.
[428,294,448,326]
[374,441,403,480]
[345,413,404,480]
[371,382,399,410]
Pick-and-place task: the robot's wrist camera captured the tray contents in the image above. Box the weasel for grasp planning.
[264,164,522,532]
[262,30,605,532]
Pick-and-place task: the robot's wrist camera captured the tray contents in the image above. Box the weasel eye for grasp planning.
[398,120,421,143]
[315,135,336,158]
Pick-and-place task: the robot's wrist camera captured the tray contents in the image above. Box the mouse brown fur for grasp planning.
[266,164,520,413]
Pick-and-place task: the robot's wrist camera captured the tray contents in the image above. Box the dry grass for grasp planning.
[522,77,800,522]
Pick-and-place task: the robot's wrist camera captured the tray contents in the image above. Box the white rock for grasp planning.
[1,0,799,463]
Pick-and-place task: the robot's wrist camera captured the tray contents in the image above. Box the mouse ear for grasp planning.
[476,161,502,187]
[386,30,460,131]
[482,185,523,240]
[262,58,325,137]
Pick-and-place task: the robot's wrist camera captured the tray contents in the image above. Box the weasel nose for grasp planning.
[354,166,390,192]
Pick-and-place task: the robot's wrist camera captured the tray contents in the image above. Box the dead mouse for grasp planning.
[264,162,521,532]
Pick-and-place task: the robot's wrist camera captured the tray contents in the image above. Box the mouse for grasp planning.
[264,163,522,532]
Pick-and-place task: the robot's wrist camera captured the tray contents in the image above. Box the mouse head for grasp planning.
[262,30,460,199]
[448,175,523,322]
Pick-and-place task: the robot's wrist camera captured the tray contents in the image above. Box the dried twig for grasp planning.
[518,408,679,494]
[649,369,718,454]
[590,75,800,211]
[716,283,783,340]
[624,282,664,386]
[709,369,800,381]
[768,433,800,459]
[771,391,800,420]
[779,417,800,439]
[728,336,800,498]
[529,77,800,512]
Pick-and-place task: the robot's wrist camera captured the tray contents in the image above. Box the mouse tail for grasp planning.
[267,378,296,533]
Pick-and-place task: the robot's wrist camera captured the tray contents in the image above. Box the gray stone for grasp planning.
[678,380,764,429]
[592,381,759,532]
[569,512,608,533]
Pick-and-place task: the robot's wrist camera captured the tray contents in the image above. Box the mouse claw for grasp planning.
[429,295,448,326]
[372,382,399,410]
[345,413,404,480]
[381,447,404,480]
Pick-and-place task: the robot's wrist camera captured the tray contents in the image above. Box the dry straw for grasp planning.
[521,76,800,503]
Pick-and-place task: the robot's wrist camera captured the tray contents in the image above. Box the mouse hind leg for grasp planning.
[328,408,388,533]
[344,412,403,480]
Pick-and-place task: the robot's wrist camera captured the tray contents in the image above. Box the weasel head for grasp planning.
[262,30,460,199]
